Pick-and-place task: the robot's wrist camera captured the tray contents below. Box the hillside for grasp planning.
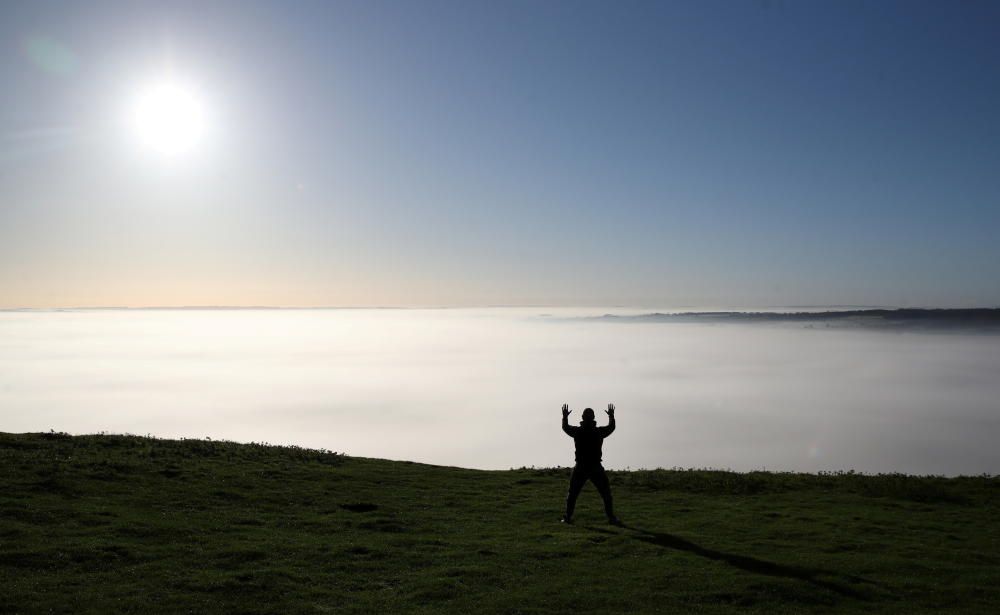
[594,308,1000,331]
[2,432,999,613]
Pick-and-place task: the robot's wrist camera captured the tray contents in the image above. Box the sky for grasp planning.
[1,0,999,308]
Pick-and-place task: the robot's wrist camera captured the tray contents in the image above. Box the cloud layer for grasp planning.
[2,308,998,474]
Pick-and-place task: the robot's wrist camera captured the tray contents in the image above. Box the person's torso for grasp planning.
[573,426,605,464]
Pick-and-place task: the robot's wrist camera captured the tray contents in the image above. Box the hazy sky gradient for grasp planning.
[2,1,999,307]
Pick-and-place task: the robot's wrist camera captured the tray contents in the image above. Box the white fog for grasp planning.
[2,308,998,475]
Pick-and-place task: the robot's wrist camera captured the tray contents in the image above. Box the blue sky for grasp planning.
[1,0,999,307]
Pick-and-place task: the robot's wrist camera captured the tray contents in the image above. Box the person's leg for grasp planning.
[591,464,618,522]
[564,465,587,521]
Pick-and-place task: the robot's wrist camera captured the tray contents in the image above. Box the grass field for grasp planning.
[2,432,999,613]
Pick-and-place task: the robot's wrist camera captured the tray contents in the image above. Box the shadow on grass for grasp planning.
[585,524,880,601]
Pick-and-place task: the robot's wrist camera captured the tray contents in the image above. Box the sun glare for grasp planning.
[130,81,207,156]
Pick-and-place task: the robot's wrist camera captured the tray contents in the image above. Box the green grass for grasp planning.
[2,432,999,613]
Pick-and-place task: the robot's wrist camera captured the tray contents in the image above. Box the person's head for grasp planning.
[581,407,596,426]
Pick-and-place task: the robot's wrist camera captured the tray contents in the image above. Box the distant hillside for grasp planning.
[2,432,999,613]
[594,308,1000,331]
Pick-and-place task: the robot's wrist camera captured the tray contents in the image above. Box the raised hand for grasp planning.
[606,403,615,416]
[562,403,571,418]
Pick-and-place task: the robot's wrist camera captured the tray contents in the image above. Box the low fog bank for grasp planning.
[2,309,999,475]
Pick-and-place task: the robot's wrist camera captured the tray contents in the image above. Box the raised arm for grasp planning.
[601,403,616,436]
[561,404,576,436]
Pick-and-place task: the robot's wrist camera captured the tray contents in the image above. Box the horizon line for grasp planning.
[6,304,996,313]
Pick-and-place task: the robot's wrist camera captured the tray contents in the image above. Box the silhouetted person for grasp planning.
[561,403,621,525]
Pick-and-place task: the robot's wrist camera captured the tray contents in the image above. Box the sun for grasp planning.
[129,80,208,156]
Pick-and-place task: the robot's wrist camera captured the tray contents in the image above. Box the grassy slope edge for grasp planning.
[2,432,999,613]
